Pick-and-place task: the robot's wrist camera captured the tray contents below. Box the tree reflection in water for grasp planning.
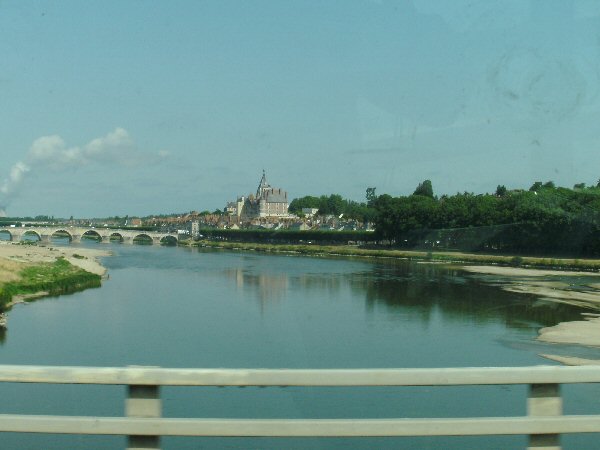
[221,255,585,329]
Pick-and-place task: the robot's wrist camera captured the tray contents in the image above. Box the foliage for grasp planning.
[289,194,376,222]
[366,187,377,205]
[199,228,377,244]
[0,257,101,311]
[288,196,322,213]
[413,180,434,198]
[370,182,600,256]
[510,256,524,267]
[529,181,543,192]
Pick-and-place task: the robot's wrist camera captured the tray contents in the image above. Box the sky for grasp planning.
[1,0,600,218]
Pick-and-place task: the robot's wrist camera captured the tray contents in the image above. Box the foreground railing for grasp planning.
[1,365,600,449]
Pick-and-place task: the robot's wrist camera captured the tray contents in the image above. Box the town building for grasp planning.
[227,171,290,221]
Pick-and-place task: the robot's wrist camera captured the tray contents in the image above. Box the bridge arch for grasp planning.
[109,232,124,243]
[160,235,178,246]
[132,233,153,245]
[50,229,74,242]
[21,230,42,242]
[0,229,13,241]
[81,230,102,241]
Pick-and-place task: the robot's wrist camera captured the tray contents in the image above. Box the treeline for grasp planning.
[200,228,377,244]
[289,193,376,222]
[0,214,58,226]
[372,180,600,256]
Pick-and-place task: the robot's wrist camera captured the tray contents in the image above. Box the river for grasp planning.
[0,242,599,449]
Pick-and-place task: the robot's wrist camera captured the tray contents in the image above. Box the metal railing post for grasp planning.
[126,384,161,450]
[528,383,562,450]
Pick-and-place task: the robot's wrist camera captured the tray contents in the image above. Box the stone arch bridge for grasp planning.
[0,227,179,245]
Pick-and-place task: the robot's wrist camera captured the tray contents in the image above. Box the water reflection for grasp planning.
[351,261,584,329]
[221,255,584,329]
[225,267,289,307]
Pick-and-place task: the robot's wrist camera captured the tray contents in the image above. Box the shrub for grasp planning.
[510,256,524,267]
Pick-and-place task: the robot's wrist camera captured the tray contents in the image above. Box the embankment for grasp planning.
[0,242,109,314]
[184,240,600,271]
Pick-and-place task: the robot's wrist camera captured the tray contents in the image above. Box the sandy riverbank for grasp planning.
[461,265,600,278]
[0,242,110,324]
[462,265,600,309]
[538,315,600,347]
[0,241,110,277]
[461,265,600,363]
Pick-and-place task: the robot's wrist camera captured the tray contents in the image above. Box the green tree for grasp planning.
[529,181,543,192]
[320,194,345,216]
[288,196,321,214]
[413,180,434,198]
[495,185,507,197]
[366,187,377,205]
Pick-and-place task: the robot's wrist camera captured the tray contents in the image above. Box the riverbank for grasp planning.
[0,241,109,276]
[188,239,600,309]
[0,241,110,314]
[185,240,600,271]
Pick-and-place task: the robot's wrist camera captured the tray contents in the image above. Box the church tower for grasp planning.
[256,170,271,198]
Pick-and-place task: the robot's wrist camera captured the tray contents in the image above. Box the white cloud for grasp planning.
[83,127,135,163]
[1,127,169,207]
[0,161,30,195]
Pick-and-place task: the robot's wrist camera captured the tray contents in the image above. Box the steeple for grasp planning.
[256,170,270,197]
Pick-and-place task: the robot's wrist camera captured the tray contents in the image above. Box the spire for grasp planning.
[256,170,270,197]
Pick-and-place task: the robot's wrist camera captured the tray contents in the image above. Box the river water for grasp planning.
[1,242,599,449]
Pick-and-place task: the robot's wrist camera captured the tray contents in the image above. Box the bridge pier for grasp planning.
[5,232,17,242]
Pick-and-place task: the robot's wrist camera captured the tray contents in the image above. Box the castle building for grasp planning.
[227,171,290,220]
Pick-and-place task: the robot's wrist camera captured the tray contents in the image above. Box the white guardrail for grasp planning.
[1,365,600,449]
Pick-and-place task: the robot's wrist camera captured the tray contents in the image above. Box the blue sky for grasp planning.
[1,0,600,217]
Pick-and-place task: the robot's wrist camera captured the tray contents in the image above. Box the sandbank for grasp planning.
[461,265,600,278]
[462,265,600,310]
[0,241,110,277]
[460,264,600,360]
[538,316,600,347]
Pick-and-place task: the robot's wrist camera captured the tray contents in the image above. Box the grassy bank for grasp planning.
[183,240,600,271]
[0,257,102,311]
